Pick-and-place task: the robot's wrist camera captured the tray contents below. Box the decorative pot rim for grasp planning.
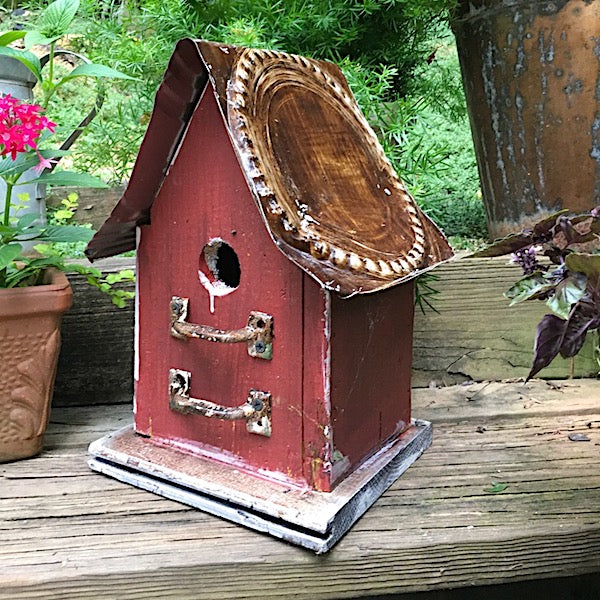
[0,269,72,318]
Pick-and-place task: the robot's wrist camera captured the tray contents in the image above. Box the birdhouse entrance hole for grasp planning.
[198,239,241,313]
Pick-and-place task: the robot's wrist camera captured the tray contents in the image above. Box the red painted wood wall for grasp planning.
[136,88,414,492]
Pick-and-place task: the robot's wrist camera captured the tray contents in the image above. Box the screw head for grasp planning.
[250,396,264,412]
[254,340,266,354]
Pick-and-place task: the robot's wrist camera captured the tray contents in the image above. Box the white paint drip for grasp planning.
[198,269,235,314]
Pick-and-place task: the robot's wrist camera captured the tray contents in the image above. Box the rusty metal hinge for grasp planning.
[170,296,273,360]
[168,369,272,437]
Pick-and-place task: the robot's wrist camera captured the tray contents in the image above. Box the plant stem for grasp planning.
[42,42,56,109]
[0,177,13,287]
[569,355,575,379]
[2,179,13,227]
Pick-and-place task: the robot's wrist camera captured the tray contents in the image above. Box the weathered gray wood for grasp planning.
[53,255,598,405]
[54,256,135,405]
[47,185,125,231]
[412,256,597,386]
[88,420,432,552]
[2,379,600,598]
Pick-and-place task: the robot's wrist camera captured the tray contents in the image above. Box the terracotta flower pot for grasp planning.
[0,270,72,462]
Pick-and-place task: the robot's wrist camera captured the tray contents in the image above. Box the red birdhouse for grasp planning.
[87,39,453,552]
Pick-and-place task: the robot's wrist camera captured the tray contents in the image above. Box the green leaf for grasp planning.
[546,273,587,319]
[16,213,40,230]
[0,150,69,180]
[0,31,26,46]
[0,155,35,180]
[0,243,22,269]
[484,482,509,494]
[5,256,62,287]
[119,269,135,280]
[28,171,108,188]
[54,208,74,222]
[565,253,600,286]
[505,272,554,305]
[0,223,16,237]
[68,263,100,278]
[24,30,57,50]
[39,0,80,40]
[36,224,94,243]
[0,47,42,81]
[59,62,136,83]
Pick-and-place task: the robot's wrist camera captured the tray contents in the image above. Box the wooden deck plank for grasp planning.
[1,380,599,598]
[52,258,599,406]
[411,257,597,386]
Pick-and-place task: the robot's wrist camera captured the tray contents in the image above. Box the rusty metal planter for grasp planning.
[0,270,72,462]
[453,0,600,239]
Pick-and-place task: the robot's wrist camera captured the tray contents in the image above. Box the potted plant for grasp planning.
[0,92,133,462]
[0,0,135,461]
[474,207,600,380]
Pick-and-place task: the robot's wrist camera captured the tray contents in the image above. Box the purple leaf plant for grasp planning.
[474,207,600,380]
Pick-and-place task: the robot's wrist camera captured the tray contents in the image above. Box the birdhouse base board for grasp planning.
[88,419,432,553]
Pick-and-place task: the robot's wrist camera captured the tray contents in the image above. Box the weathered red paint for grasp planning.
[135,88,416,492]
[136,89,306,482]
[300,278,414,492]
[329,283,414,474]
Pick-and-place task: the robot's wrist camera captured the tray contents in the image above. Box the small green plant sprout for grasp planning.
[35,192,135,307]
[415,273,441,314]
[51,191,79,223]
[474,207,600,380]
[75,265,135,308]
[484,481,509,494]
[0,0,135,111]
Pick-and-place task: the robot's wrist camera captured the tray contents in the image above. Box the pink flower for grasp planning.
[0,94,56,167]
[33,150,53,174]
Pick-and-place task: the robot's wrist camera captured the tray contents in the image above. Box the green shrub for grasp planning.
[15,0,487,242]
[413,109,486,240]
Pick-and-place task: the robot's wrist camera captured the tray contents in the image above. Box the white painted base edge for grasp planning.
[88,419,432,553]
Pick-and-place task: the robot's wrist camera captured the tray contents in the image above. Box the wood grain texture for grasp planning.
[53,257,135,406]
[52,255,598,406]
[329,281,414,469]
[47,185,126,231]
[412,255,598,387]
[87,420,432,552]
[2,379,599,598]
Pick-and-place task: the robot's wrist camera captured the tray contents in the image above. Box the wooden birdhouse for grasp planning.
[87,39,453,552]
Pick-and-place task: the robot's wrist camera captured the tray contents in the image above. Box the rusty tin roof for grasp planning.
[86,39,453,296]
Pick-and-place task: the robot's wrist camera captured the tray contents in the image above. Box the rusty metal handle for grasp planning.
[170,296,273,359]
[169,369,271,437]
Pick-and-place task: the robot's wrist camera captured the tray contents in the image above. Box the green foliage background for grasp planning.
[7,0,486,243]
